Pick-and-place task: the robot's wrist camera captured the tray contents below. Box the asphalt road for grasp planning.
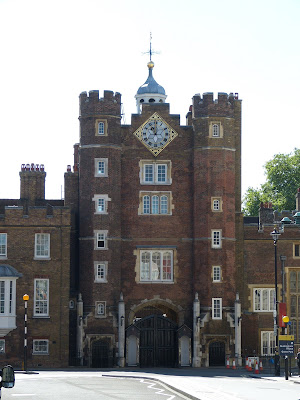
[2,372,190,400]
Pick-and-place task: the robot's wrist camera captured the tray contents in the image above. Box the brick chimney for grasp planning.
[19,164,46,205]
[259,202,274,226]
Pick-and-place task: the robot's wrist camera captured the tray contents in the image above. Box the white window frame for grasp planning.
[94,261,108,283]
[212,298,222,319]
[34,279,49,317]
[253,288,275,312]
[34,233,50,259]
[211,230,222,248]
[212,266,221,282]
[33,339,49,355]
[140,161,172,185]
[0,339,5,354]
[94,158,108,177]
[211,197,222,212]
[95,301,106,317]
[261,331,275,356]
[94,230,108,250]
[209,121,223,138]
[140,192,172,215]
[0,233,7,258]
[0,279,17,316]
[92,194,110,214]
[140,249,173,282]
[95,119,108,136]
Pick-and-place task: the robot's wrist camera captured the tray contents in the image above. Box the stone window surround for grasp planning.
[211,230,222,249]
[94,158,108,177]
[209,121,224,138]
[211,197,223,212]
[139,191,173,215]
[95,301,106,318]
[212,266,222,282]
[95,119,108,136]
[94,230,108,250]
[94,261,108,283]
[92,194,111,214]
[212,298,222,319]
[139,160,172,185]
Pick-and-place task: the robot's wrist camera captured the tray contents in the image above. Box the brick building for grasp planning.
[1,58,299,369]
[65,60,244,368]
[0,164,71,368]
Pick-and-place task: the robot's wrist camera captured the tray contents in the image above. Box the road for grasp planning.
[1,370,300,400]
[2,371,189,400]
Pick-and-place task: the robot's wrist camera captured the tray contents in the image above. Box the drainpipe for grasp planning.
[234,292,242,366]
[77,293,84,366]
[192,292,201,367]
[118,293,125,367]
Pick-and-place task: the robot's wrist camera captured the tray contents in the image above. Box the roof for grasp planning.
[0,264,23,278]
[136,64,165,96]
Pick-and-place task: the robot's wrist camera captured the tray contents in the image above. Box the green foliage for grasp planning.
[243,148,300,216]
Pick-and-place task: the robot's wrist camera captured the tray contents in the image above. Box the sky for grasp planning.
[0,0,299,201]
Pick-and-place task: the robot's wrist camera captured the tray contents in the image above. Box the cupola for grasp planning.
[135,61,167,114]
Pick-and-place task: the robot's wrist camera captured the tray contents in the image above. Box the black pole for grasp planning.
[274,240,280,376]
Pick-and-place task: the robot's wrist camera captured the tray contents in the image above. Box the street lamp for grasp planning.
[23,294,29,372]
[270,228,280,376]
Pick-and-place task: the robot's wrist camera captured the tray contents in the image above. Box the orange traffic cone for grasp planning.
[259,360,263,371]
[255,360,259,374]
[226,357,230,369]
[245,357,249,370]
[232,359,236,369]
[248,359,252,371]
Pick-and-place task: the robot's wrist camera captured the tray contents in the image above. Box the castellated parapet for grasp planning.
[192,92,240,118]
[79,90,121,117]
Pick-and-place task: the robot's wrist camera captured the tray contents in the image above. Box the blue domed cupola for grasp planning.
[135,60,167,114]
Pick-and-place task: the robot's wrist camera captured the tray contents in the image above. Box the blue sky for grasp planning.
[0,0,299,201]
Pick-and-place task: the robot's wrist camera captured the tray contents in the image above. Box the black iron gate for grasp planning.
[136,315,177,367]
[209,341,225,366]
[91,339,109,367]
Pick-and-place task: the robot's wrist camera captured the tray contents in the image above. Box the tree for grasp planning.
[243,148,300,216]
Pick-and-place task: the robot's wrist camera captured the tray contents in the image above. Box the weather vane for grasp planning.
[142,32,160,61]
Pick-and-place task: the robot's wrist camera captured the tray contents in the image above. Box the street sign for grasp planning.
[279,336,294,356]
[279,335,294,341]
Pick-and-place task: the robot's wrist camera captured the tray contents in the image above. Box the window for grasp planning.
[212,298,222,319]
[95,301,106,317]
[34,279,49,317]
[94,158,108,177]
[140,250,173,282]
[211,230,222,248]
[33,340,49,355]
[0,234,7,257]
[140,192,172,215]
[95,119,107,136]
[213,266,221,282]
[0,340,5,354]
[261,331,275,355]
[212,124,220,137]
[140,161,172,185]
[209,121,223,138]
[34,234,50,259]
[253,288,275,312]
[98,122,104,135]
[94,262,108,282]
[294,243,300,258]
[211,197,222,212]
[92,194,110,214]
[94,230,108,250]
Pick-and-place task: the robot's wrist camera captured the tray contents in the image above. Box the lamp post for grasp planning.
[270,228,280,376]
[23,294,29,372]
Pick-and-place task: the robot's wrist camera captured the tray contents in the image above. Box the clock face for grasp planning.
[142,120,170,148]
[133,112,178,157]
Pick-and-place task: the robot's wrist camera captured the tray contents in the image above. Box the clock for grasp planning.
[142,120,170,148]
[133,112,178,156]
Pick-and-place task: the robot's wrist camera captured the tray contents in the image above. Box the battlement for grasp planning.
[79,90,122,117]
[192,92,240,118]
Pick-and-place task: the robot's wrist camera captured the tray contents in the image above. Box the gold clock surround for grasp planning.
[133,112,178,156]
